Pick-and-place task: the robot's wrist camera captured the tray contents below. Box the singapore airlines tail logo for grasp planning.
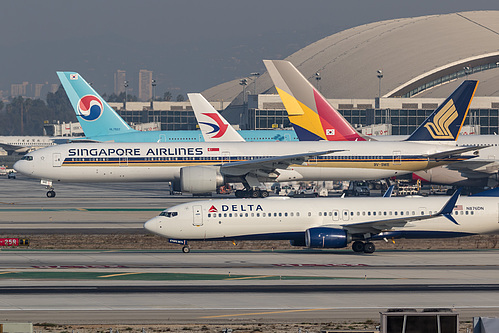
[424,100,458,139]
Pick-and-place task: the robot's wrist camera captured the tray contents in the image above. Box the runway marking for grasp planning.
[98,272,144,278]
[0,271,16,275]
[225,275,275,280]
[200,308,331,318]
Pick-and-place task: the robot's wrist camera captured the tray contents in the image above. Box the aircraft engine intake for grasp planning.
[180,166,224,193]
[305,227,349,248]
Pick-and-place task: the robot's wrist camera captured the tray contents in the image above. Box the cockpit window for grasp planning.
[21,155,33,161]
[159,211,178,217]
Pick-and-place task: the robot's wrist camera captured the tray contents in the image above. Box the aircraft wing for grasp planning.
[0,143,28,154]
[338,189,461,234]
[220,149,344,177]
[446,160,499,175]
[423,145,485,160]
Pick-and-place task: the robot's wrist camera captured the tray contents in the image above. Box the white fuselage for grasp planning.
[144,196,499,242]
[13,140,473,183]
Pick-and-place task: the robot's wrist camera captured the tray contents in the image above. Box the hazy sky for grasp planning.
[2,0,499,98]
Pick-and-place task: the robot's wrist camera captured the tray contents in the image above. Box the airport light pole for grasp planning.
[151,79,156,102]
[315,72,321,90]
[239,78,248,129]
[250,72,260,94]
[464,66,471,79]
[124,80,129,110]
[377,70,383,99]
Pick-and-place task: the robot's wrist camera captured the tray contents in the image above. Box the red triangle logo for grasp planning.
[209,205,218,212]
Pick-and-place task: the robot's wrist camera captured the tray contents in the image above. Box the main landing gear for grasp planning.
[46,190,56,198]
[352,240,376,254]
[235,189,269,198]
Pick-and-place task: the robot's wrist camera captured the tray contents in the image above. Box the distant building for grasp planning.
[49,84,59,93]
[34,83,44,99]
[114,70,126,95]
[10,82,29,97]
[138,69,153,101]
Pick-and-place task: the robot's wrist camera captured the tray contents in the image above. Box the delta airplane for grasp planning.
[264,59,499,187]
[144,188,499,253]
[0,136,59,155]
[58,72,297,143]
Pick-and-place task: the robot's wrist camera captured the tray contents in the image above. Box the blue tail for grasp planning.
[406,80,478,141]
[57,72,136,138]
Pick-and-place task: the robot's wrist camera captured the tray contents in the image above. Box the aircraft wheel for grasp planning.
[352,241,365,253]
[260,190,269,198]
[182,246,191,253]
[46,190,56,198]
[251,190,260,198]
[364,242,376,254]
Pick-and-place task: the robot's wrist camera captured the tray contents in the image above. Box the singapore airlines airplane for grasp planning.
[58,72,297,142]
[144,188,499,253]
[264,59,499,187]
[14,138,481,198]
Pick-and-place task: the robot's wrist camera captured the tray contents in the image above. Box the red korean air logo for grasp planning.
[209,205,218,212]
[77,95,103,121]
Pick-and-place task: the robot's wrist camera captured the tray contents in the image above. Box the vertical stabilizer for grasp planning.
[57,72,136,138]
[188,93,245,142]
[263,60,366,141]
[406,80,478,141]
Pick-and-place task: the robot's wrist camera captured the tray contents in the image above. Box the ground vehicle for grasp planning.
[7,171,16,179]
[343,181,370,196]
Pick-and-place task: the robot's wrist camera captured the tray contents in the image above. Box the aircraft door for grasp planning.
[284,134,291,141]
[119,157,128,167]
[392,151,401,165]
[221,151,230,165]
[193,205,203,226]
[52,153,62,167]
[332,210,339,221]
[342,209,350,221]
[158,134,166,142]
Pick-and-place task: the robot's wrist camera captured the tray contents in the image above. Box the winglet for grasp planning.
[406,81,478,141]
[57,72,136,138]
[437,188,461,225]
[383,185,395,198]
[263,60,368,142]
[188,93,245,142]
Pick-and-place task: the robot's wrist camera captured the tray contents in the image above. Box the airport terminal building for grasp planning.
[112,11,499,136]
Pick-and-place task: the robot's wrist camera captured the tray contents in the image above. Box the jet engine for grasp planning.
[180,166,224,194]
[305,227,350,248]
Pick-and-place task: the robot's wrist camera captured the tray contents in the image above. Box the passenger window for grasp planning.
[290,212,294,217]
[208,213,211,218]
[245,213,248,217]
[319,212,322,217]
[279,212,282,217]
[274,212,277,217]
[256,213,260,217]
[240,213,243,217]
[229,213,232,217]
[263,213,266,217]
[384,212,387,216]
[465,211,469,215]
[394,211,398,216]
[308,212,311,217]
[297,212,300,217]
[471,211,474,215]
[251,213,254,217]
[284,212,288,217]
[373,212,376,216]
[224,213,227,217]
[367,212,371,216]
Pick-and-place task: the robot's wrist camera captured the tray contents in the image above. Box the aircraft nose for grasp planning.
[13,160,31,175]
[144,216,162,235]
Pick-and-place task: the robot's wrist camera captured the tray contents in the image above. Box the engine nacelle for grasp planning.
[180,166,224,194]
[305,227,350,249]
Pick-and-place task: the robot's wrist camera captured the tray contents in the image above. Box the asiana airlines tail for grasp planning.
[144,188,499,254]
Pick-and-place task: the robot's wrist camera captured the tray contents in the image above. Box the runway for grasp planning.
[1,176,499,324]
[0,249,498,323]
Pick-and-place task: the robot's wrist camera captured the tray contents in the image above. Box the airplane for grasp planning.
[187,93,245,142]
[14,136,482,198]
[143,188,499,254]
[57,71,298,143]
[0,136,58,155]
[264,59,499,187]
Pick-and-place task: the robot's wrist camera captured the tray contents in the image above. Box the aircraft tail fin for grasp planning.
[187,93,245,142]
[57,72,136,138]
[437,188,461,225]
[406,80,478,141]
[263,60,367,142]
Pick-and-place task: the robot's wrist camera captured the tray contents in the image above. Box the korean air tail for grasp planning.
[188,93,245,142]
[263,60,366,141]
[57,72,136,138]
[406,80,478,141]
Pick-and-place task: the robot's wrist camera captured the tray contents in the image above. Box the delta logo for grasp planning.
[208,205,218,213]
